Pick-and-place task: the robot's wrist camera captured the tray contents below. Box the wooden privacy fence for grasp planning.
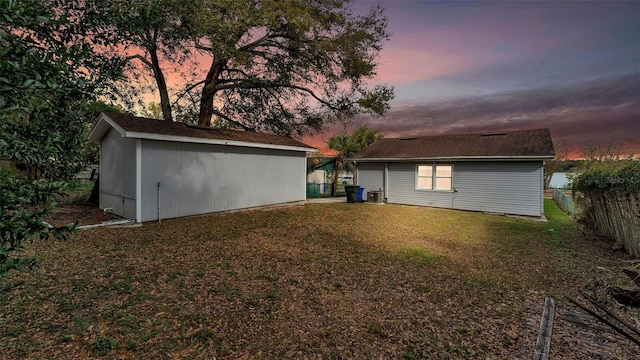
[583,192,640,258]
[75,164,99,181]
[552,189,581,216]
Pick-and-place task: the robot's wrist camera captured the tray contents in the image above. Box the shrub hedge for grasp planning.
[573,159,640,258]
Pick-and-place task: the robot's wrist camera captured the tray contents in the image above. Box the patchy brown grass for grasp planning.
[1,200,637,359]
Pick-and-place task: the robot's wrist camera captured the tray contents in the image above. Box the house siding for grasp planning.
[359,161,543,217]
[387,163,454,208]
[452,162,543,216]
[99,128,137,219]
[139,140,305,222]
[357,163,384,196]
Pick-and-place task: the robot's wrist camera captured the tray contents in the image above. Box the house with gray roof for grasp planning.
[351,128,555,217]
[89,112,316,222]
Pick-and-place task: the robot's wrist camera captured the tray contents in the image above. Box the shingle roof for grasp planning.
[99,112,314,150]
[351,128,554,160]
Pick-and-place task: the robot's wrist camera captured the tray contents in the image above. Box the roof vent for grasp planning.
[400,137,418,140]
[480,132,506,136]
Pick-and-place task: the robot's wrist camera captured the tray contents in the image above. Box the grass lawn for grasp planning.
[0,200,634,359]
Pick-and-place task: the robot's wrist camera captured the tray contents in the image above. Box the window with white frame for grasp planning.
[417,165,433,190]
[416,164,453,191]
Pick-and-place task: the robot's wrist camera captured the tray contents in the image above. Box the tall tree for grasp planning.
[190,0,393,133]
[327,126,383,196]
[0,0,124,284]
[107,0,189,122]
[112,0,393,135]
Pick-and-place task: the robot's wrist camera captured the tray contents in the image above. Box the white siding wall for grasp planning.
[358,161,544,217]
[357,163,384,196]
[307,170,326,184]
[452,162,543,216]
[139,140,306,222]
[99,129,137,219]
[388,163,454,208]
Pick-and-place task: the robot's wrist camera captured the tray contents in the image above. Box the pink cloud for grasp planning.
[372,3,586,85]
[298,73,640,155]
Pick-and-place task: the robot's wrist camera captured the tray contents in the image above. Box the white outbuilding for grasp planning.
[89,112,316,222]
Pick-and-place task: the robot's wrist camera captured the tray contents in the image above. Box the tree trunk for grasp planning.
[148,45,172,122]
[544,172,552,190]
[331,155,345,197]
[198,59,226,126]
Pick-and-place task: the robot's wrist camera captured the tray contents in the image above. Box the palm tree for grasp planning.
[327,126,383,196]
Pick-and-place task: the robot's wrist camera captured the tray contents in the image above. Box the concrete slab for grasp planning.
[306,197,347,203]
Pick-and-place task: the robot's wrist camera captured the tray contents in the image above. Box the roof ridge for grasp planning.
[351,127,554,160]
[385,128,549,141]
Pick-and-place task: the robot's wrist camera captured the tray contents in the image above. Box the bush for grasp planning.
[573,159,640,257]
[573,159,640,197]
[0,170,75,285]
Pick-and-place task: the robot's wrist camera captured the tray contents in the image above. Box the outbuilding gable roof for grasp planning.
[89,112,316,152]
[307,157,337,173]
[351,128,554,161]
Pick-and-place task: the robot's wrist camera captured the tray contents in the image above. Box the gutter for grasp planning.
[125,131,318,153]
[350,155,554,162]
[88,113,317,153]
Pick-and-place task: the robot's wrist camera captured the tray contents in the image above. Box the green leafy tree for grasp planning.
[0,0,124,285]
[142,102,164,120]
[327,126,383,196]
[110,0,394,135]
[78,101,127,164]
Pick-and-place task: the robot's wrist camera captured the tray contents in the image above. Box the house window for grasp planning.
[417,165,433,190]
[416,164,453,191]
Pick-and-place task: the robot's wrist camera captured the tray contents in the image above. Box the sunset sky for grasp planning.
[303,0,640,154]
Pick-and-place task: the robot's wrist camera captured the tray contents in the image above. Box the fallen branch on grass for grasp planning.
[579,291,640,338]
[533,297,555,360]
[565,297,640,347]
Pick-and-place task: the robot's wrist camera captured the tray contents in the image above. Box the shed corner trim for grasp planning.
[88,113,127,143]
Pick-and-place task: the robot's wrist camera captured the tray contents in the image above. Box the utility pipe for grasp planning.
[157,182,161,223]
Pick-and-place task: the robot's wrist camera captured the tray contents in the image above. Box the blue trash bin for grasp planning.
[357,187,365,202]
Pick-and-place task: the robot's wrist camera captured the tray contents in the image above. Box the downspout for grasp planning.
[99,143,103,208]
[540,161,545,217]
[384,162,388,202]
[135,139,142,223]
[157,182,161,223]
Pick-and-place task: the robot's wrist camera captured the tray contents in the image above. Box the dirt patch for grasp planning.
[44,204,122,227]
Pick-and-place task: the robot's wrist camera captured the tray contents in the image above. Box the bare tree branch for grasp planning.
[126,54,152,67]
[171,80,207,106]
[210,108,254,131]
[215,80,343,110]
[236,30,272,52]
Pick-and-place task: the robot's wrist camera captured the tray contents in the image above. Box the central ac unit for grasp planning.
[367,190,383,203]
